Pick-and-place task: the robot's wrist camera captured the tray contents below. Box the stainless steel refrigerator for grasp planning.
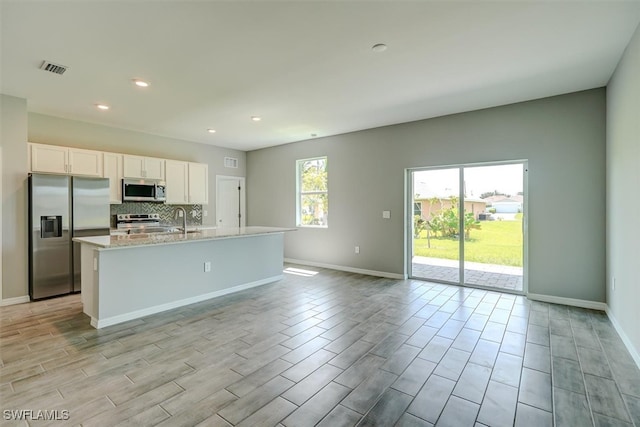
[28,174,110,300]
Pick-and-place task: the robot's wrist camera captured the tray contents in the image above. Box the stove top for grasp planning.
[116,213,161,230]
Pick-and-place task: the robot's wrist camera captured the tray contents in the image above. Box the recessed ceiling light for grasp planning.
[96,104,110,111]
[132,79,149,88]
[251,116,262,122]
[207,129,216,134]
[372,43,388,52]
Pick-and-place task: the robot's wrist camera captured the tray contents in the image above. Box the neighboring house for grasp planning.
[414,197,487,220]
[483,195,523,213]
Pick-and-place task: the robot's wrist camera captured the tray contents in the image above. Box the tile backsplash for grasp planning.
[110,202,203,228]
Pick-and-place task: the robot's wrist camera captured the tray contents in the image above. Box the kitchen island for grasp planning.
[74,227,295,328]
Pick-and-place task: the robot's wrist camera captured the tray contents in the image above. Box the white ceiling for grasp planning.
[2,1,639,152]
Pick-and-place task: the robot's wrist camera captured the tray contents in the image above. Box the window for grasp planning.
[413,202,422,217]
[296,157,328,227]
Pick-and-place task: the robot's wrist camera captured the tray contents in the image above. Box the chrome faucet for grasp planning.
[174,207,187,236]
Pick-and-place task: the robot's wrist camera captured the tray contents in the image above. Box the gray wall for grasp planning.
[606,24,640,359]
[247,89,606,302]
[1,95,28,300]
[28,113,247,227]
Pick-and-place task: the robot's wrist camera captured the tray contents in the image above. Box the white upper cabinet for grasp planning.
[28,143,209,206]
[123,155,165,180]
[30,143,68,174]
[165,160,188,204]
[122,155,144,179]
[103,152,123,204]
[30,143,102,177]
[68,148,103,177]
[165,161,208,205]
[144,157,165,180]
[188,162,208,205]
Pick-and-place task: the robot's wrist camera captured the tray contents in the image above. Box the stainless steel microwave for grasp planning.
[122,179,166,202]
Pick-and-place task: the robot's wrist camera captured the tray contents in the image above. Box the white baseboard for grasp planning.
[284,258,405,280]
[0,295,30,306]
[90,275,283,329]
[526,293,607,311]
[605,307,640,370]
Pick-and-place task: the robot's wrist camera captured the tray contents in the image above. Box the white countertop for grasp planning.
[74,226,296,249]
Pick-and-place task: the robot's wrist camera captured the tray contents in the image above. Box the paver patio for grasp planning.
[412,256,523,292]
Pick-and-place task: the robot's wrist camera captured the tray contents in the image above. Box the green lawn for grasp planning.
[414,218,523,267]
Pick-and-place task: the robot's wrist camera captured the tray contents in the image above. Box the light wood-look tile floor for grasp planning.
[1,264,639,426]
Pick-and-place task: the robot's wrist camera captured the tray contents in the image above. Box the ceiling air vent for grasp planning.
[224,157,238,169]
[40,60,69,75]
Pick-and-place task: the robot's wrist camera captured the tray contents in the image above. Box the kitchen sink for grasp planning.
[164,228,202,234]
[118,227,203,236]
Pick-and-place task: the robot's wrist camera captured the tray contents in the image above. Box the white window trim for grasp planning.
[296,156,328,228]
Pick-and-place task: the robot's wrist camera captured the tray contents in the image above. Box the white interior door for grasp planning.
[216,176,246,228]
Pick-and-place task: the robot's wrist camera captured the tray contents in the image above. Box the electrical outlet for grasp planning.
[204,261,211,272]
[203,210,208,217]
[178,210,184,217]
[383,210,391,219]
[355,246,360,254]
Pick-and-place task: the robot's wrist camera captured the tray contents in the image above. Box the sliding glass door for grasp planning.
[409,161,526,293]
[411,167,461,284]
